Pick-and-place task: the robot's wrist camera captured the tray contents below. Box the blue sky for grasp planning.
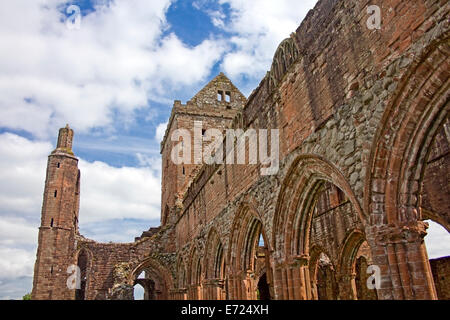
[0,0,448,300]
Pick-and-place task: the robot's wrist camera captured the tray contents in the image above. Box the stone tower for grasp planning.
[160,73,246,226]
[31,125,81,300]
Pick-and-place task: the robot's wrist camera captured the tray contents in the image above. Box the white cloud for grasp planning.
[0,248,35,280]
[425,220,450,259]
[0,133,162,298]
[0,0,225,138]
[211,0,318,81]
[0,217,38,248]
[78,159,161,224]
[155,122,168,143]
[0,133,51,218]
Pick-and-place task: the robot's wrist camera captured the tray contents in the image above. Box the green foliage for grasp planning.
[22,293,31,300]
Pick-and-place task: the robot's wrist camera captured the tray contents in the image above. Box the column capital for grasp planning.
[292,254,310,267]
[369,221,428,246]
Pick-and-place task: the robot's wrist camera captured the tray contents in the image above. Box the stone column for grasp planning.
[292,255,310,300]
[337,273,357,300]
[367,221,437,300]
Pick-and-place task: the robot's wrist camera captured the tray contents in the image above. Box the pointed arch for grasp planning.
[365,32,449,300]
[130,257,174,300]
[273,154,366,263]
[75,248,93,300]
[227,202,272,299]
[204,227,225,280]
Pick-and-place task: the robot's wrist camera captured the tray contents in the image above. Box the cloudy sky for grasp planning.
[0,0,448,300]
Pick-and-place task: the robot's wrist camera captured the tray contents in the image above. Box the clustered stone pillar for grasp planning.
[228,273,240,299]
[188,284,202,300]
[367,221,437,300]
[202,279,225,300]
[337,273,357,300]
[273,255,313,300]
[170,289,187,300]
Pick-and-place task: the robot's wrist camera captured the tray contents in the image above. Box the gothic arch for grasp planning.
[204,228,225,280]
[176,256,187,289]
[271,154,366,299]
[336,230,367,299]
[273,154,366,262]
[366,36,449,227]
[187,244,204,299]
[365,33,449,300]
[309,245,338,300]
[74,248,93,300]
[130,257,174,300]
[228,203,271,299]
[203,228,227,299]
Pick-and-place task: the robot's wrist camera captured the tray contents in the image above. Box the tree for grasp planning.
[22,293,31,300]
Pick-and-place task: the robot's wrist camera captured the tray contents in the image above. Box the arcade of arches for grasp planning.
[31,0,449,300]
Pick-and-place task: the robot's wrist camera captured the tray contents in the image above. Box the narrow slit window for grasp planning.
[182,167,185,175]
[57,163,60,168]
[50,218,54,227]
[225,91,231,102]
[54,190,57,197]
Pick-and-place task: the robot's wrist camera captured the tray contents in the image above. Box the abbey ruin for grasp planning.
[32,0,449,300]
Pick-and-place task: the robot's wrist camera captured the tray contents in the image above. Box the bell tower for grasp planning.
[31,125,81,300]
[160,73,246,226]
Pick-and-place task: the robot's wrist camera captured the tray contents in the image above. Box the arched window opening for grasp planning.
[133,283,145,300]
[75,250,89,300]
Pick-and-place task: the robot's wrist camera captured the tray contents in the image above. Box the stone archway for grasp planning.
[187,246,203,300]
[130,258,174,300]
[203,228,226,300]
[366,36,449,300]
[75,248,92,300]
[228,204,272,300]
[273,155,367,300]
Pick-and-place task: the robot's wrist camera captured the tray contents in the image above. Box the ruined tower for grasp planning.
[160,73,246,226]
[31,125,81,300]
